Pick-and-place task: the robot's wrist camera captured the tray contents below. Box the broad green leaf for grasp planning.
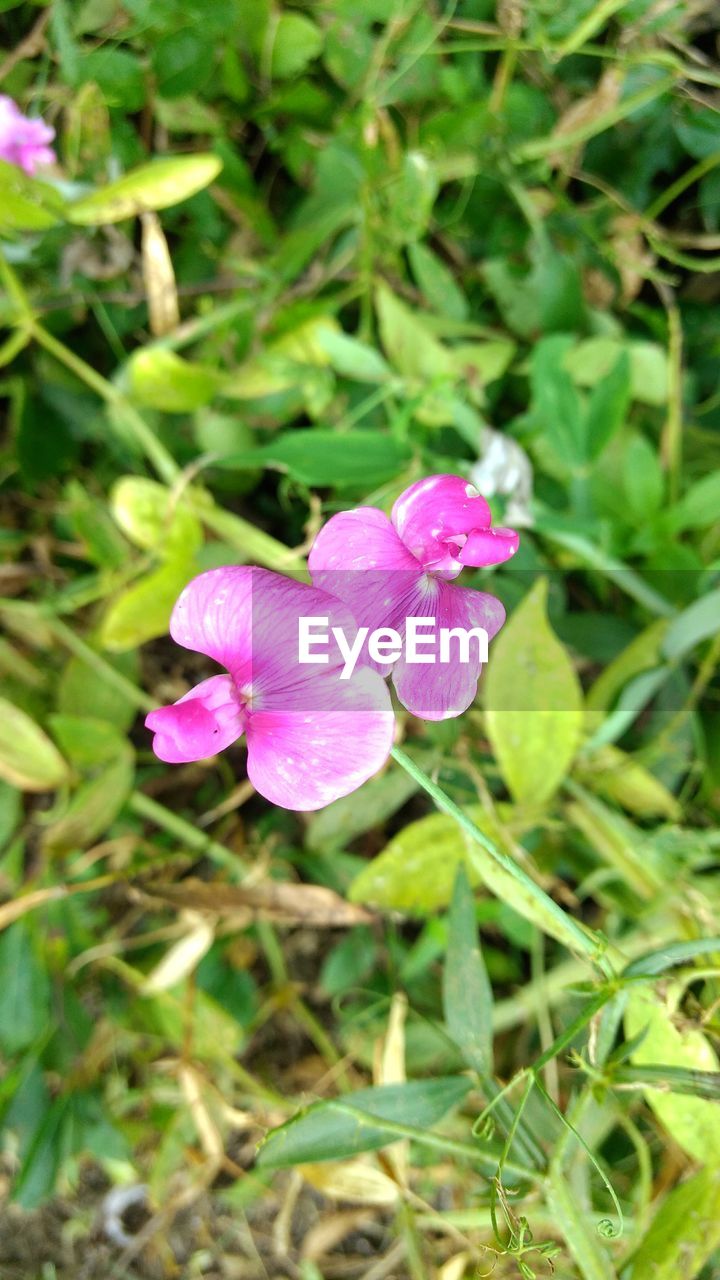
[623,433,664,517]
[0,159,66,230]
[100,559,193,651]
[0,923,51,1054]
[584,351,630,458]
[443,867,493,1075]
[350,796,591,950]
[624,985,720,1164]
[627,1167,720,1280]
[408,241,469,321]
[0,699,69,792]
[127,348,222,412]
[528,334,585,468]
[375,283,454,383]
[563,337,669,405]
[662,588,720,661]
[49,714,131,769]
[270,12,324,79]
[314,326,392,383]
[257,1078,471,1167]
[381,151,439,246]
[111,476,203,557]
[216,428,411,489]
[484,578,583,805]
[669,472,720,531]
[349,809,485,914]
[67,154,222,224]
[623,937,720,979]
[573,745,680,820]
[57,650,139,732]
[42,753,134,855]
[452,340,516,389]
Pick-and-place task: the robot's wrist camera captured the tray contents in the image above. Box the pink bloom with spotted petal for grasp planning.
[0,96,55,175]
[308,474,519,721]
[145,567,394,811]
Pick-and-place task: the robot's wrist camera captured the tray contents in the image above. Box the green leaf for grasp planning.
[669,472,720,531]
[256,1077,471,1167]
[623,937,720,979]
[0,924,51,1055]
[153,28,216,98]
[77,46,146,110]
[0,159,66,231]
[217,428,411,489]
[623,433,664,517]
[563,337,669,406]
[0,699,69,792]
[624,985,720,1164]
[528,335,585,468]
[110,476,203,557]
[547,1166,616,1280]
[661,589,720,661]
[349,809,485,914]
[314,327,392,383]
[100,559,193,651]
[484,578,584,805]
[127,348,222,412]
[408,241,469,321]
[42,753,134,855]
[67,154,222,224]
[375,283,454,383]
[270,12,324,79]
[452,340,516,389]
[443,867,493,1075]
[626,1167,720,1280]
[584,351,631,459]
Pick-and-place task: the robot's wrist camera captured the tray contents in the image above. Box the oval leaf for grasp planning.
[67,154,222,225]
[484,577,583,804]
[0,699,69,792]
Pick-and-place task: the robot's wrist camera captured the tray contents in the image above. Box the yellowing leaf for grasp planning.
[349,809,484,914]
[110,477,202,557]
[375,283,454,384]
[626,1167,720,1280]
[100,559,193,651]
[484,578,583,805]
[141,913,215,994]
[67,154,222,225]
[574,745,680,820]
[301,1159,399,1205]
[127,348,222,412]
[0,699,69,792]
[625,985,720,1165]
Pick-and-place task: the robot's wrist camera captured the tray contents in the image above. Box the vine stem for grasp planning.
[390,744,613,975]
[31,323,180,485]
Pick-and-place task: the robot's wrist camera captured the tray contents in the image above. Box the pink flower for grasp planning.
[0,96,56,175]
[308,474,519,721]
[145,567,394,811]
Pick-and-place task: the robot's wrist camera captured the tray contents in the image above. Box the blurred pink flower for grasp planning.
[308,474,519,721]
[0,96,55,175]
[145,566,394,811]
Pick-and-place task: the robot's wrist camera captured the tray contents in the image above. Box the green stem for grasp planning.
[31,323,179,485]
[390,745,613,974]
[128,791,243,873]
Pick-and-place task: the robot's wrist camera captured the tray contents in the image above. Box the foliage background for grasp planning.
[1,0,720,1276]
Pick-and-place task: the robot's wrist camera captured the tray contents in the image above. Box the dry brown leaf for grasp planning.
[141,211,180,336]
[301,1207,376,1262]
[301,1159,400,1206]
[140,911,214,993]
[143,876,375,927]
[548,69,624,169]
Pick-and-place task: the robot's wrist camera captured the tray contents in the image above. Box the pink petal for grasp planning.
[392,581,506,721]
[458,526,520,567]
[309,508,424,672]
[309,507,421,574]
[246,667,394,810]
[145,675,245,764]
[391,475,492,574]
